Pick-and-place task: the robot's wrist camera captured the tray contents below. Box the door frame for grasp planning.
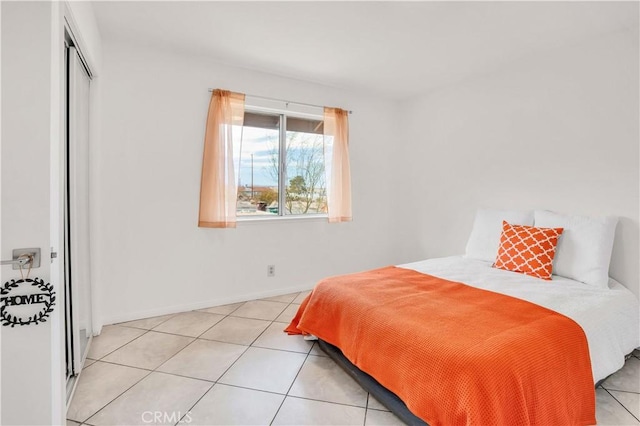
[53,2,97,420]
[64,42,93,393]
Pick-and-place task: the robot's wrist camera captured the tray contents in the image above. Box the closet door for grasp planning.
[67,46,92,374]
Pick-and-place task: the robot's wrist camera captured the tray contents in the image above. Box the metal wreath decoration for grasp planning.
[1,278,56,327]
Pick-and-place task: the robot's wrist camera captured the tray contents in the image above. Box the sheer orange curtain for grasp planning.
[324,107,352,223]
[198,90,245,228]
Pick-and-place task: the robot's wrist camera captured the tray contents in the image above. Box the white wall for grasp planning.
[97,40,407,324]
[399,27,639,296]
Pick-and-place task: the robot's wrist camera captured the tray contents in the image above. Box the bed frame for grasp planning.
[317,339,428,426]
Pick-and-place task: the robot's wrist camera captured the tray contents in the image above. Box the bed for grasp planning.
[294,256,640,425]
[286,256,640,425]
[286,210,640,425]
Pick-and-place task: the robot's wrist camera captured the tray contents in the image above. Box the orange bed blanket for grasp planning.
[286,266,595,426]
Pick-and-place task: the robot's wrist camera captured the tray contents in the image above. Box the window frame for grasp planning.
[237,102,328,222]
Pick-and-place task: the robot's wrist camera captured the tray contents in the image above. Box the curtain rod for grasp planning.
[207,89,352,114]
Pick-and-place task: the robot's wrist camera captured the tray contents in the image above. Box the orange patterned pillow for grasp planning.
[494,221,564,280]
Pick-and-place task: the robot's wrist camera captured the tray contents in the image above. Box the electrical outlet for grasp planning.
[267,265,275,277]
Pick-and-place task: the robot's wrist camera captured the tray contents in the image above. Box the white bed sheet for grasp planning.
[398,256,640,383]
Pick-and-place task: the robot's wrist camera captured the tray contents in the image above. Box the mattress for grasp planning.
[398,256,640,383]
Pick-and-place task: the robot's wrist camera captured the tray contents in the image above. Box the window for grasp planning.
[198,89,351,228]
[236,109,328,218]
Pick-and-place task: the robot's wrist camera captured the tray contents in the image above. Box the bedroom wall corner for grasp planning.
[400,26,640,297]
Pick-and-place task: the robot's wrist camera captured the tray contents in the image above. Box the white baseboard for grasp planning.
[100,283,314,327]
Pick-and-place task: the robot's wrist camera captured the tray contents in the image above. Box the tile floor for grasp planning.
[67,292,640,426]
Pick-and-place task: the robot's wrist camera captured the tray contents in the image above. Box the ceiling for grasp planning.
[93,1,639,100]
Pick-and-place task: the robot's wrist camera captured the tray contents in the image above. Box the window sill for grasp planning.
[237,214,328,224]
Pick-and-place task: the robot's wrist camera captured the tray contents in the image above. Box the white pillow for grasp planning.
[534,210,617,288]
[465,209,534,262]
